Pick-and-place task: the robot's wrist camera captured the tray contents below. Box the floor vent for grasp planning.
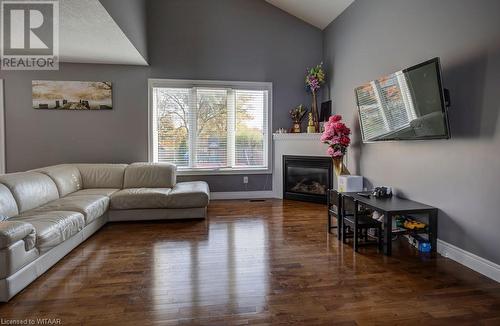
[249,199,266,202]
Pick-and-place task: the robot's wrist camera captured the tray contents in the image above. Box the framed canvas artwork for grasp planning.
[32,80,112,110]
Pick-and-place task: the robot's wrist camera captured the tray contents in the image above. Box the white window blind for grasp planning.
[149,80,271,173]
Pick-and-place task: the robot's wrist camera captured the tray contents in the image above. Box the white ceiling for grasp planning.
[266,0,354,30]
[59,0,147,65]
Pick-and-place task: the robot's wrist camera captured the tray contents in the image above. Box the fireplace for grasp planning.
[283,155,332,203]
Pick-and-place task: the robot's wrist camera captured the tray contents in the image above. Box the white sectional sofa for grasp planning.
[0,163,210,302]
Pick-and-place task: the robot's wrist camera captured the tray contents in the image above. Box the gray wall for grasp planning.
[0,65,150,170]
[147,0,322,129]
[0,0,322,193]
[323,0,500,263]
[147,0,322,191]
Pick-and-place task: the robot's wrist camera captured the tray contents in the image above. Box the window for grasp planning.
[149,79,271,174]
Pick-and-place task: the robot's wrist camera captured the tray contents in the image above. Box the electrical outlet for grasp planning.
[243,176,249,184]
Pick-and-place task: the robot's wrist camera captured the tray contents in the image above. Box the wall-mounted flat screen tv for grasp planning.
[355,58,450,142]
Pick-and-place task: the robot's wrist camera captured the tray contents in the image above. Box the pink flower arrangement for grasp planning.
[321,114,351,159]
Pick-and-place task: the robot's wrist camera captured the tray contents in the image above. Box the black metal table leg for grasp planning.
[429,209,438,253]
[337,194,342,241]
[383,212,392,256]
[327,193,332,234]
[378,225,383,251]
[342,214,348,244]
[353,200,359,252]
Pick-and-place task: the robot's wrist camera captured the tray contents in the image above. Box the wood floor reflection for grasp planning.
[1,200,500,325]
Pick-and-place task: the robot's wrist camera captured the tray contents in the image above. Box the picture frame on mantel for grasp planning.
[0,79,5,174]
[319,100,332,122]
[319,100,332,132]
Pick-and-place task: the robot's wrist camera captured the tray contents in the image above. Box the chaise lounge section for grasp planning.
[0,162,209,302]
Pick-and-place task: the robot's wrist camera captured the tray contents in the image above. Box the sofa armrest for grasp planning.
[0,221,36,251]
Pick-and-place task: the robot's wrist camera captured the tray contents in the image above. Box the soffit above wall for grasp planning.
[265,0,354,30]
[60,0,148,65]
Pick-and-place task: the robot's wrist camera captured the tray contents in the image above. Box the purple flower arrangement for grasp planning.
[305,63,326,93]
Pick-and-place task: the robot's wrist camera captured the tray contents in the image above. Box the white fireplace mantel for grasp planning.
[272,133,329,198]
[273,133,323,141]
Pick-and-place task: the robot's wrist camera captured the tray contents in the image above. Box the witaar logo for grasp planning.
[1,0,59,70]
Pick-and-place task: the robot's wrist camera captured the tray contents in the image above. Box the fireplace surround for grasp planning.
[283,155,332,203]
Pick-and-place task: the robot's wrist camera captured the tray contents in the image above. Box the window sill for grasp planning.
[176,168,271,176]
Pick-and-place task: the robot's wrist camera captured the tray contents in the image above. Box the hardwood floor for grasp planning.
[1,200,500,325]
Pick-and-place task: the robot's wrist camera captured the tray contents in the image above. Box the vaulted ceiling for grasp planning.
[265,0,354,30]
[59,0,147,65]
[58,0,353,66]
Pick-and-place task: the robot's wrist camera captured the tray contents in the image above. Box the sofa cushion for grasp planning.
[166,182,210,209]
[32,195,109,225]
[110,188,171,210]
[0,172,59,213]
[66,188,119,197]
[76,164,127,189]
[123,163,176,189]
[33,164,82,197]
[12,211,84,251]
[0,184,19,218]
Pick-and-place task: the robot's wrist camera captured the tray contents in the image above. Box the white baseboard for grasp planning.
[437,239,500,283]
[211,191,275,200]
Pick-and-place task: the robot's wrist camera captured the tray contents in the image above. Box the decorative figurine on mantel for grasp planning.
[289,105,308,133]
[307,112,316,133]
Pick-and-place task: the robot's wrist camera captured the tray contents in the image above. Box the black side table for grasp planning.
[340,192,438,256]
